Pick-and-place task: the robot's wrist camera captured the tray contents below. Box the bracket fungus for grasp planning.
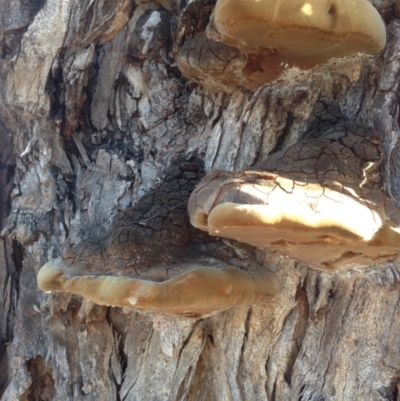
[36,159,279,318]
[176,37,247,94]
[178,0,386,91]
[188,123,400,270]
[37,259,278,317]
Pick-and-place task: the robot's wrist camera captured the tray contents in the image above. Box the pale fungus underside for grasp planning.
[177,0,386,91]
[188,123,400,270]
[37,260,278,317]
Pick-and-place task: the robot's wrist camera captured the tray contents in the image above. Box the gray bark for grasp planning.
[1,0,400,400]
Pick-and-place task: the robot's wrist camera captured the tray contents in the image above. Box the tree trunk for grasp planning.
[2,0,400,400]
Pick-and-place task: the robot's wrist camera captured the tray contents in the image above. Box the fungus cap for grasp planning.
[214,0,386,61]
[188,171,400,270]
[37,259,279,318]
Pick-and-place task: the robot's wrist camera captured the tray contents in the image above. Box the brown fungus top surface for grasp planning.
[177,0,386,91]
[37,159,279,318]
[188,123,400,270]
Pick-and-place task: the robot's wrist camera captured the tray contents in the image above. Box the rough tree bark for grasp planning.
[2,0,400,400]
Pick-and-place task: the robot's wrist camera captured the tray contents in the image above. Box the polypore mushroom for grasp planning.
[214,0,386,86]
[37,259,279,318]
[176,37,247,94]
[188,123,400,270]
[37,158,279,317]
[178,0,386,91]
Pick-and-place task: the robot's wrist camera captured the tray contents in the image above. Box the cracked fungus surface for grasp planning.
[188,123,400,270]
[177,0,386,91]
[37,159,279,317]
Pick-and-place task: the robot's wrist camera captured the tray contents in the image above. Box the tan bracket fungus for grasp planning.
[37,259,279,318]
[178,0,386,91]
[188,123,400,270]
[36,159,279,318]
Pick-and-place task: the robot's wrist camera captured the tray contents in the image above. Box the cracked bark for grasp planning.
[2,0,400,400]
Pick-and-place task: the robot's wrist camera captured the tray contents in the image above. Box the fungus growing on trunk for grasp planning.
[37,259,279,318]
[213,0,386,86]
[176,37,247,94]
[188,123,400,270]
[177,0,386,91]
[36,158,279,318]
